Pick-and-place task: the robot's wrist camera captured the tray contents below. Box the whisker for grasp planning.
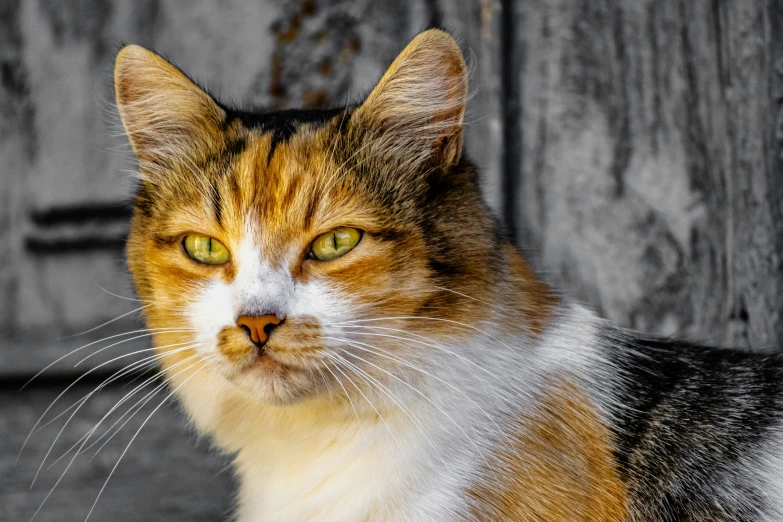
[73,329,197,367]
[93,283,143,303]
[31,343,193,437]
[336,326,499,384]
[45,349,201,468]
[326,335,515,457]
[330,349,446,466]
[336,347,500,486]
[335,316,517,354]
[323,354,402,451]
[30,355,209,522]
[22,327,197,390]
[78,351,203,463]
[314,366,334,403]
[57,304,150,340]
[83,356,213,522]
[321,360,363,429]
[19,339,197,470]
[432,285,511,313]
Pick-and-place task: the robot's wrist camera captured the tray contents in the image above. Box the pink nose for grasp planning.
[236,314,283,347]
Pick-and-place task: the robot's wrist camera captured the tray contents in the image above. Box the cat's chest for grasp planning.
[230,417,460,522]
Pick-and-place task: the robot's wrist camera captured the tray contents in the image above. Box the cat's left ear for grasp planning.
[352,29,468,167]
[114,45,226,170]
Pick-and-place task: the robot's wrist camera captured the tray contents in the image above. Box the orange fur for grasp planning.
[469,378,628,521]
[501,244,561,337]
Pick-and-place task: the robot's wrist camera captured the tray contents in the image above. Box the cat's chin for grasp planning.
[224,353,319,405]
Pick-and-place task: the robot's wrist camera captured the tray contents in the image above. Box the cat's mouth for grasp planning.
[244,351,292,372]
[236,343,325,381]
[220,345,326,404]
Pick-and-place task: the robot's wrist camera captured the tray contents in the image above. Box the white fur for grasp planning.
[757,429,783,521]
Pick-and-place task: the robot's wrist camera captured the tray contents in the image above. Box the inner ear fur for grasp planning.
[114,45,226,169]
[352,29,469,168]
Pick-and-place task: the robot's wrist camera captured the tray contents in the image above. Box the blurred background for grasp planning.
[2,0,783,520]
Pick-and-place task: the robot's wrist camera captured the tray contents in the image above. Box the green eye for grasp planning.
[183,235,230,265]
[310,228,361,261]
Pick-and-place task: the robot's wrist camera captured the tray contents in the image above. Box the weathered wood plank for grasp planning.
[2,382,234,521]
[509,0,783,350]
[720,1,783,349]
[440,0,505,210]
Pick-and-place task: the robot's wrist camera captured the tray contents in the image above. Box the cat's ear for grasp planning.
[114,45,226,169]
[352,29,468,167]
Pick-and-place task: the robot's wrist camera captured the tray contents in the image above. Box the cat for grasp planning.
[115,29,783,521]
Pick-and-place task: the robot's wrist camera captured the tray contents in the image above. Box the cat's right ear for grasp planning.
[351,29,468,169]
[114,45,226,170]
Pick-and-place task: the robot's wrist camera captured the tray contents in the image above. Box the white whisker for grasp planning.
[57,304,150,340]
[327,335,516,460]
[323,353,402,451]
[330,348,446,466]
[22,327,197,390]
[46,349,201,468]
[83,356,213,522]
[335,316,516,354]
[336,326,498,383]
[31,343,193,437]
[336,347,500,486]
[20,338,197,472]
[321,360,363,429]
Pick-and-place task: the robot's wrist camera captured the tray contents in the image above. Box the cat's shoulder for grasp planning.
[595,325,783,520]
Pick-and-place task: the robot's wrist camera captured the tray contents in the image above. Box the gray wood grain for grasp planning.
[2,382,235,522]
[508,0,783,350]
[720,1,783,349]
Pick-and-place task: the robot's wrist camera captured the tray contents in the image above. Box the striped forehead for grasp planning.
[139,106,367,269]
[213,110,357,263]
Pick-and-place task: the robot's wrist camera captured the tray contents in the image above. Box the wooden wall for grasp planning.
[508,0,783,350]
[2,0,781,519]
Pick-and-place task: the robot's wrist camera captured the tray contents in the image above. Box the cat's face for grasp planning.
[117,31,506,404]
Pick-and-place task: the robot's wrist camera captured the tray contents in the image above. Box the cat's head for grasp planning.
[116,30,526,405]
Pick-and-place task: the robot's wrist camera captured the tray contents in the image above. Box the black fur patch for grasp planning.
[223,106,346,162]
[211,185,223,226]
[602,330,783,520]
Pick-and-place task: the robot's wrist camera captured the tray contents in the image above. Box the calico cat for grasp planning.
[115,29,783,521]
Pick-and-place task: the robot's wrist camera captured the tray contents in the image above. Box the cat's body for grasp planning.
[114,30,783,521]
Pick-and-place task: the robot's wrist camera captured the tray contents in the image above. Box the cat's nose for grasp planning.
[236,314,284,349]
